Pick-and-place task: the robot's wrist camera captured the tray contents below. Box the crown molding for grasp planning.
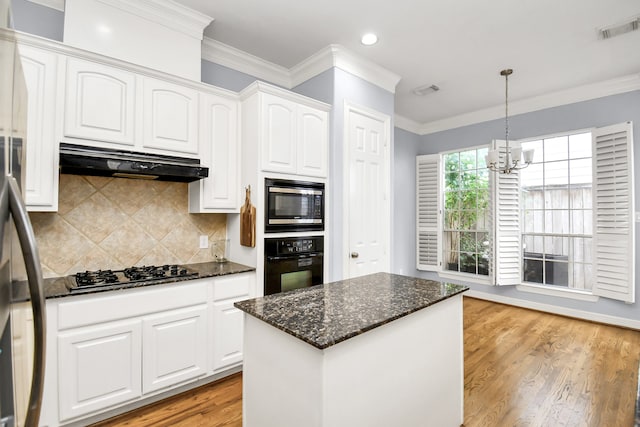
[290,44,401,94]
[417,73,640,135]
[202,39,401,94]
[25,0,64,12]
[201,37,291,88]
[95,0,212,40]
[393,114,422,135]
[239,81,331,111]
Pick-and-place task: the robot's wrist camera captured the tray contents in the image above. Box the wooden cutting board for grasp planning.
[240,186,256,247]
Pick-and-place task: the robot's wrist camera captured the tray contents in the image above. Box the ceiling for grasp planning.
[175,0,640,125]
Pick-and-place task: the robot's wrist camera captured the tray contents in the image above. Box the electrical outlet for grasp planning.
[199,235,209,249]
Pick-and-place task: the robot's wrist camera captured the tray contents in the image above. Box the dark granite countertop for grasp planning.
[234,272,468,350]
[12,261,255,302]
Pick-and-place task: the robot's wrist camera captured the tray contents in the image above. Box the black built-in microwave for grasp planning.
[265,178,324,233]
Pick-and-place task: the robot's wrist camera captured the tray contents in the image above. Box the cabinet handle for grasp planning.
[351,252,359,258]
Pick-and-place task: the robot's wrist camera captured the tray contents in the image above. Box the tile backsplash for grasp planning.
[30,174,227,278]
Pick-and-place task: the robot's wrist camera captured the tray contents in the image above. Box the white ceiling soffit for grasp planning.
[396,72,640,135]
[25,0,64,12]
[202,37,401,93]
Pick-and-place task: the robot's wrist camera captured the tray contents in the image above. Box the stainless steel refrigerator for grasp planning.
[0,1,46,426]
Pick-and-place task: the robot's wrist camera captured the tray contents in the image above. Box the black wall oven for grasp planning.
[265,178,324,233]
[264,236,323,296]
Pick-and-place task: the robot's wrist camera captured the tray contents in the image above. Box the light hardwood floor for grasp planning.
[92,297,640,427]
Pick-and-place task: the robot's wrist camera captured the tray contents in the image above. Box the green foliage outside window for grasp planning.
[443,149,490,275]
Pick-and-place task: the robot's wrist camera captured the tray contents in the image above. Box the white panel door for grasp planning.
[64,58,136,146]
[345,104,390,278]
[211,300,245,372]
[192,93,239,211]
[143,77,199,155]
[19,45,59,210]
[260,93,297,174]
[142,305,207,394]
[58,320,142,421]
[297,105,328,177]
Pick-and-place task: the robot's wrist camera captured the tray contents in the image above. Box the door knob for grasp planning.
[351,252,359,258]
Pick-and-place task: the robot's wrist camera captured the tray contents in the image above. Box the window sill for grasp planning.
[437,271,491,286]
[516,283,599,302]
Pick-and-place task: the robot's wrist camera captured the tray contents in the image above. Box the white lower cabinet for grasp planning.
[142,305,208,394]
[211,272,254,372]
[57,319,142,421]
[45,274,255,426]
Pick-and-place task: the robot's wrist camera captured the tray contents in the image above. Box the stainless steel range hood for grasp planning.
[59,143,208,182]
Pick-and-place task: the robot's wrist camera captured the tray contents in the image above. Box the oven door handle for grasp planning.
[266,253,323,261]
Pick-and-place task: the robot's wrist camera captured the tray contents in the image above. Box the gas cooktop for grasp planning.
[70,264,199,292]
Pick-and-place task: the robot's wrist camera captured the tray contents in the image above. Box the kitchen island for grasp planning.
[234,272,468,427]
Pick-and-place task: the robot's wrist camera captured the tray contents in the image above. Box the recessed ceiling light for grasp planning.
[361,33,378,46]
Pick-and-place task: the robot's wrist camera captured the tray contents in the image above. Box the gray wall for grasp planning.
[294,68,395,281]
[201,60,258,92]
[11,0,63,41]
[393,128,421,275]
[395,90,640,321]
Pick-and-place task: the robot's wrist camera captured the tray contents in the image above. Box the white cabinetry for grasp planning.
[142,77,199,155]
[243,83,330,178]
[142,305,207,394]
[210,273,254,372]
[64,59,200,157]
[42,273,255,426]
[64,57,137,147]
[19,44,59,211]
[58,319,142,421]
[189,92,240,212]
[261,94,297,175]
[297,105,328,177]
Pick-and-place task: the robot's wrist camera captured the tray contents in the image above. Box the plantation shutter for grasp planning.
[489,140,522,285]
[592,122,635,303]
[416,154,441,271]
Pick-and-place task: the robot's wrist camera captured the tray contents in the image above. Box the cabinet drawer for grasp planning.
[58,282,207,330]
[212,274,252,301]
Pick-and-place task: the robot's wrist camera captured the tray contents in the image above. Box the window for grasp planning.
[442,148,490,276]
[416,121,634,303]
[520,131,593,291]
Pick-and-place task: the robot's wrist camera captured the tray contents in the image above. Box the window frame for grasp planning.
[517,127,595,295]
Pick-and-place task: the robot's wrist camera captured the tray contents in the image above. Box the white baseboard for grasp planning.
[465,289,640,330]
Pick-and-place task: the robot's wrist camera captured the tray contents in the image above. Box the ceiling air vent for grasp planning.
[599,15,640,39]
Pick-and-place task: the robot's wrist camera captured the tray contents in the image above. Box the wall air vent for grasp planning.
[599,15,640,39]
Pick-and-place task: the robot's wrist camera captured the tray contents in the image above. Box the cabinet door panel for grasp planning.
[64,58,136,146]
[19,45,59,210]
[261,94,297,174]
[298,106,328,177]
[58,320,142,421]
[143,78,199,154]
[212,302,244,372]
[192,94,239,211]
[142,305,207,394]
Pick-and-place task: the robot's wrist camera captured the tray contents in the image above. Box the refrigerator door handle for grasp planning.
[8,177,46,427]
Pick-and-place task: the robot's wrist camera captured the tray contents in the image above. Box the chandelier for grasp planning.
[486,69,534,174]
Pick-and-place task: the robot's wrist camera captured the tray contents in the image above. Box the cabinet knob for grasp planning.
[350,252,359,258]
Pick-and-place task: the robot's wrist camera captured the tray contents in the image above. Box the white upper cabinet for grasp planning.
[251,87,329,178]
[142,77,199,155]
[297,105,328,177]
[189,92,240,213]
[64,57,136,147]
[19,44,59,211]
[261,94,298,175]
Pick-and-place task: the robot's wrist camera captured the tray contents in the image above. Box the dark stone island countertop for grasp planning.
[12,261,255,302]
[234,272,468,350]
